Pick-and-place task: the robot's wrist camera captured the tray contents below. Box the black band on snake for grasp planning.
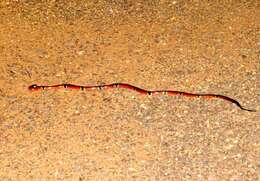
[28,83,256,112]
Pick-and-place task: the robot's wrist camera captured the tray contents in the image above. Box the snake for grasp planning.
[28,83,256,112]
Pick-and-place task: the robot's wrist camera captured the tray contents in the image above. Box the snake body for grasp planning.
[28,83,256,112]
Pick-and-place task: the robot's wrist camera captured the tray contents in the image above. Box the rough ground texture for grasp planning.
[0,0,259,180]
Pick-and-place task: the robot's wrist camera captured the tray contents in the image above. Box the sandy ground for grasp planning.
[0,0,259,180]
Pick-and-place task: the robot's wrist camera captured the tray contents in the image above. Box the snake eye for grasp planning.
[28,84,37,90]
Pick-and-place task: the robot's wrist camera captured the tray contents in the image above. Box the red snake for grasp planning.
[28,83,256,112]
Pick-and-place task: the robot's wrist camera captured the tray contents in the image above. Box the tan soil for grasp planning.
[0,0,259,180]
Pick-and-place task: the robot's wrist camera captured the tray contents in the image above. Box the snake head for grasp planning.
[28,84,39,91]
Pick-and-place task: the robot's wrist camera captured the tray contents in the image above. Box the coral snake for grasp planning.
[28,83,256,112]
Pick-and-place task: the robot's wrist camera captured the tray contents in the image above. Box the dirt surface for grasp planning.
[0,0,259,180]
